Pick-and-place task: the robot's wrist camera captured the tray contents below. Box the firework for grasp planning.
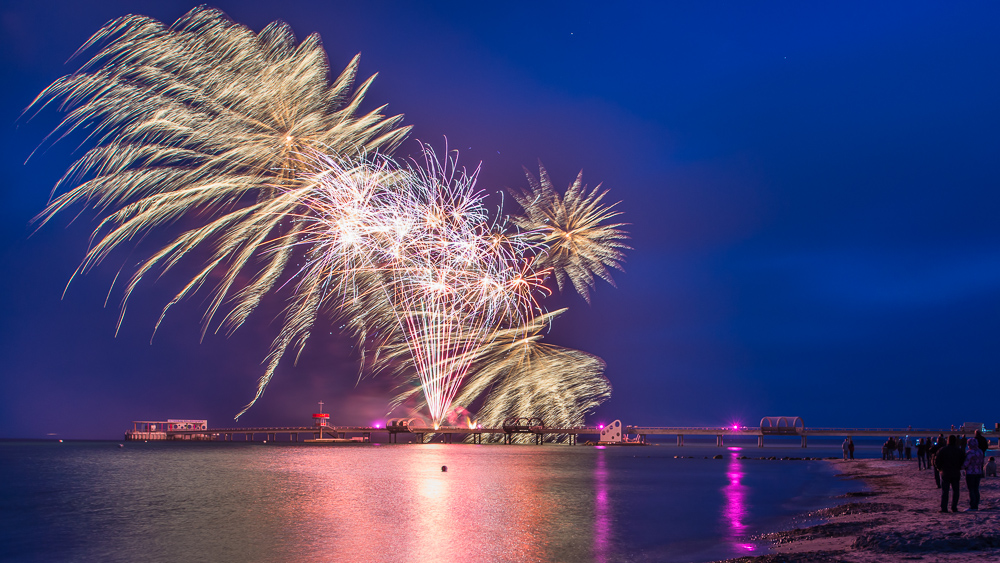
[295,147,546,425]
[27,7,408,416]
[511,164,631,303]
[31,8,628,425]
[389,309,611,440]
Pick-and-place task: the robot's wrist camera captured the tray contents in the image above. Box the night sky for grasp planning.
[2,2,999,439]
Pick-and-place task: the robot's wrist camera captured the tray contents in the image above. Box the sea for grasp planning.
[0,436,880,563]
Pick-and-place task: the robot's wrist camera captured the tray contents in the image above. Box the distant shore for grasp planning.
[719,458,1000,563]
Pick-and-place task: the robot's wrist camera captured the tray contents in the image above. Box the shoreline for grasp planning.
[719,458,1000,562]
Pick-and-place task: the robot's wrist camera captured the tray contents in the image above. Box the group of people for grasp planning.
[841,431,998,512]
[878,436,911,460]
[841,437,855,459]
[927,431,996,513]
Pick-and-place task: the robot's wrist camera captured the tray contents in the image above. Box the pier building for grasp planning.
[126,419,210,441]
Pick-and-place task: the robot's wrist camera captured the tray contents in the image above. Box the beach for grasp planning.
[723,458,1000,562]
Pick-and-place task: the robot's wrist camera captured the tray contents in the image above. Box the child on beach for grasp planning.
[987,457,997,477]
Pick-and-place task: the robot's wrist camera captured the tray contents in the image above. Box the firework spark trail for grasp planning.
[387,149,546,424]
[511,164,631,303]
[294,147,547,424]
[390,308,612,439]
[25,6,409,417]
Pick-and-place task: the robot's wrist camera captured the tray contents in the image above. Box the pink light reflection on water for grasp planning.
[269,444,571,562]
[594,449,610,563]
[723,450,758,553]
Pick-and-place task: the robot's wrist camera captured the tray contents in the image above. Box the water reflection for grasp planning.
[722,447,757,553]
[270,445,586,562]
[3,442,856,563]
[594,448,610,563]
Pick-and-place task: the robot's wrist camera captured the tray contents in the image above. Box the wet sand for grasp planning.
[719,458,1000,563]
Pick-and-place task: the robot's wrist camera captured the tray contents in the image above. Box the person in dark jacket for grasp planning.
[975,430,989,455]
[934,435,967,512]
[916,438,928,470]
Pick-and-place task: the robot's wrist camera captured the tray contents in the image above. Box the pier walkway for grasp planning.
[127,421,995,447]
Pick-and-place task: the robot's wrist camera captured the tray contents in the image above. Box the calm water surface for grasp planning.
[0,440,861,563]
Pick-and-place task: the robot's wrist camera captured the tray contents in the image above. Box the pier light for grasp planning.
[598,424,605,430]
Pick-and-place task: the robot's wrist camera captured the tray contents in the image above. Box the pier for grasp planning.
[125,415,998,447]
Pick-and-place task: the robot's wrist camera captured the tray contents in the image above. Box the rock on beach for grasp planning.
[718,458,1000,563]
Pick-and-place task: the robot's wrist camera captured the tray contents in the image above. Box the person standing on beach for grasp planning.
[897,437,905,460]
[975,430,989,455]
[986,457,997,477]
[929,435,944,488]
[848,437,855,460]
[916,439,927,470]
[963,437,984,511]
[935,435,966,513]
[905,436,912,460]
[842,438,850,460]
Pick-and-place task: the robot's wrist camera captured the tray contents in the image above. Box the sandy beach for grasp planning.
[721,458,1000,562]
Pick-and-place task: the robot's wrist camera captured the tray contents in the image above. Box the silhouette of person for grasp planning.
[929,434,945,487]
[975,430,989,454]
[934,435,966,513]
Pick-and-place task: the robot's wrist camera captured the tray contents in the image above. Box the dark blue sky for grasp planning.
[2,2,999,438]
